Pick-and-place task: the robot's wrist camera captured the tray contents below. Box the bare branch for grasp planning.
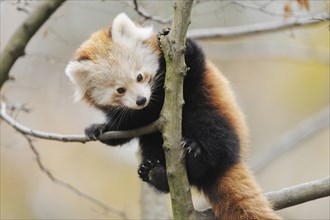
[0,102,161,143]
[230,0,313,18]
[251,106,330,173]
[188,15,330,40]
[129,0,172,24]
[0,102,89,142]
[200,176,330,219]
[98,117,163,142]
[0,0,66,89]
[24,136,128,219]
[266,176,330,210]
[229,0,287,17]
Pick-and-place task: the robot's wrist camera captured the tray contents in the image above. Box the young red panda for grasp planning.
[66,13,281,220]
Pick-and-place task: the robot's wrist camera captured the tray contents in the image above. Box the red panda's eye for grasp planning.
[137,74,143,82]
[116,87,126,94]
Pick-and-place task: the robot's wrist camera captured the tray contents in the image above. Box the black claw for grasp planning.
[182,138,202,158]
[138,159,162,182]
[85,123,107,140]
[158,27,170,42]
[162,27,170,35]
[145,159,153,166]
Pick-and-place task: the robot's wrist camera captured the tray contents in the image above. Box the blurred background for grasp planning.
[1,0,329,219]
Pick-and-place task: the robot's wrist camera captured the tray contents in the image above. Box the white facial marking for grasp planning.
[66,13,159,110]
[65,61,90,101]
[122,82,151,109]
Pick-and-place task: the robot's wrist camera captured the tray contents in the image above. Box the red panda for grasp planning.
[66,13,281,220]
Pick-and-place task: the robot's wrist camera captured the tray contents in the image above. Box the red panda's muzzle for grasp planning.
[136,96,147,106]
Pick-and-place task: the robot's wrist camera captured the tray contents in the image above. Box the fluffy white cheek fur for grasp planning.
[91,87,115,106]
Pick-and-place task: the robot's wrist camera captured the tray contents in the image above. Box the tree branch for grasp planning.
[266,176,330,210]
[0,102,161,143]
[98,118,163,142]
[229,0,289,17]
[130,0,172,24]
[159,0,196,219]
[0,0,66,89]
[200,176,330,219]
[251,106,330,173]
[0,102,89,142]
[188,15,330,40]
[24,136,127,219]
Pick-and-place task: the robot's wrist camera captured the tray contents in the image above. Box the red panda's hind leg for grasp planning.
[138,159,170,193]
[183,138,211,181]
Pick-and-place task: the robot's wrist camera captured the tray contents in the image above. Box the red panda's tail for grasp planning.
[203,162,282,220]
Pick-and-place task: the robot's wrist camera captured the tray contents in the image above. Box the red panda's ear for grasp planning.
[65,61,91,102]
[111,13,153,45]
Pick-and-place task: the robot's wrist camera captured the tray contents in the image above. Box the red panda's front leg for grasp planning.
[84,123,132,146]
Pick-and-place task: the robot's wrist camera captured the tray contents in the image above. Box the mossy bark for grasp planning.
[159,0,197,219]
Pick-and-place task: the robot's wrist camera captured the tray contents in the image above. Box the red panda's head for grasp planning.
[65,13,160,110]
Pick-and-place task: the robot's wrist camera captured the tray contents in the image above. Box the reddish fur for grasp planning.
[74,29,111,62]
[206,162,281,220]
[202,62,281,219]
[146,35,162,56]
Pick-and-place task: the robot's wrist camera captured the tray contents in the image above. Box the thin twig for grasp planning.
[0,102,89,143]
[24,136,128,219]
[188,15,330,40]
[130,0,172,24]
[230,0,287,17]
[0,102,161,142]
[250,106,330,173]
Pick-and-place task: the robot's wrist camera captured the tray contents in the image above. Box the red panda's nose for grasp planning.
[136,96,147,106]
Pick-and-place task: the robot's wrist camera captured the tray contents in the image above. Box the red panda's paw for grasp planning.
[161,27,170,36]
[181,138,202,158]
[138,159,160,182]
[157,27,170,42]
[85,124,133,146]
[138,159,160,181]
[182,138,210,180]
[138,159,169,192]
[84,123,106,140]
